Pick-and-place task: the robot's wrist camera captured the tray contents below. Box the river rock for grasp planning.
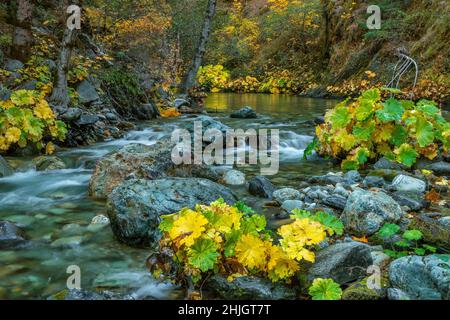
[373,157,407,170]
[230,107,258,119]
[389,255,450,300]
[88,141,219,199]
[134,103,160,120]
[391,175,426,193]
[322,195,347,211]
[423,161,450,176]
[281,200,304,212]
[76,114,100,126]
[409,213,450,250]
[107,178,237,247]
[362,176,385,188]
[342,277,386,300]
[308,173,344,185]
[342,189,404,236]
[50,236,83,248]
[273,188,302,204]
[343,170,362,183]
[223,170,245,185]
[60,107,82,121]
[248,176,275,198]
[186,115,230,143]
[76,80,100,104]
[48,289,133,300]
[173,98,190,109]
[391,191,429,211]
[0,221,27,249]
[205,275,296,300]
[307,242,373,285]
[333,183,350,198]
[32,156,66,171]
[0,156,13,177]
[4,59,24,72]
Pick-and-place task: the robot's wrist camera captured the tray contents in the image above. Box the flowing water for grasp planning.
[0,93,339,299]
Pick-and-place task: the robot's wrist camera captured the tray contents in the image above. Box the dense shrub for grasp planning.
[313,88,450,170]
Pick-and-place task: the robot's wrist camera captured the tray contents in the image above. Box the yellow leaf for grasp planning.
[5,127,21,144]
[235,234,267,270]
[45,142,55,155]
[34,99,54,120]
[168,209,208,247]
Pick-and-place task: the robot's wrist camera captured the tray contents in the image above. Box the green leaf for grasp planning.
[224,230,241,258]
[423,244,437,253]
[395,240,411,248]
[414,248,426,256]
[234,201,255,216]
[6,107,24,126]
[241,214,267,234]
[10,89,35,106]
[309,278,342,300]
[376,98,404,122]
[395,144,418,167]
[330,106,351,129]
[415,117,434,147]
[377,223,400,238]
[355,147,370,165]
[362,88,381,102]
[355,99,374,121]
[353,121,375,141]
[416,103,440,118]
[187,238,219,272]
[341,159,358,171]
[313,211,344,236]
[159,214,176,232]
[383,249,400,259]
[290,209,311,220]
[380,87,402,94]
[403,230,423,241]
[303,137,318,160]
[390,125,408,147]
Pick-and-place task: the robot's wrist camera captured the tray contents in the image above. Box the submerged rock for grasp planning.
[107,178,237,247]
[248,176,275,198]
[307,242,373,285]
[205,275,296,300]
[230,106,258,119]
[89,141,219,199]
[0,156,13,177]
[389,255,450,300]
[32,156,66,171]
[0,221,27,249]
[342,189,403,236]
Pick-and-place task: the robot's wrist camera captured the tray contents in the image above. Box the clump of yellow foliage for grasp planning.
[154,199,336,285]
[0,88,67,153]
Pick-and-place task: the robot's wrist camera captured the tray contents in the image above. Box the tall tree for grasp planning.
[50,1,80,114]
[11,0,34,61]
[180,0,217,94]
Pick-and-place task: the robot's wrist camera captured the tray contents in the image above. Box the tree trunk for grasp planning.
[320,0,331,64]
[11,0,34,62]
[50,27,78,114]
[180,0,217,94]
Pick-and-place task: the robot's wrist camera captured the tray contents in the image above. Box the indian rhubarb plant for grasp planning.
[151,199,338,286]
[310,88,450,170]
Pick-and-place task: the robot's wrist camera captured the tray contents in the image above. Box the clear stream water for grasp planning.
[0,93,339,299]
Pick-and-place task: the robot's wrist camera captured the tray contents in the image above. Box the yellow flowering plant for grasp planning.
[153,199,337,286]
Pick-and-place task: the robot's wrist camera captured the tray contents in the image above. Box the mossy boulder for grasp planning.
[32,156,66,171]
[409,213,450,251]
[342,276,389,300]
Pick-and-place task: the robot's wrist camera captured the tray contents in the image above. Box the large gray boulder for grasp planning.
[134,103,160,120]
[307,242,373,285]
[76,80,100,104]
[32,156,66,171]
[0,156,13,177]
[0,221,27,249]
[273,188,302,204]
[424,161,450,176]
[89,141,220,199]
[342,189,403,236]
[205,275,296,300]
[389,255,450,300]
[107,178,237,247]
